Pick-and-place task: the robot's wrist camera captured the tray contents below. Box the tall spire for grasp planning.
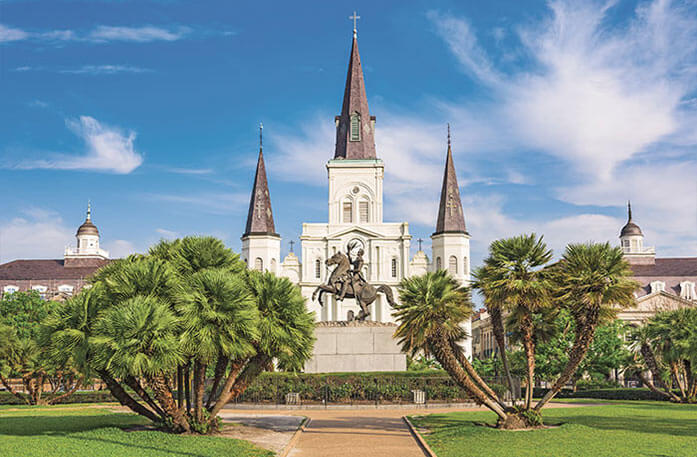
[334,23,376,160]
[620,200,643,237]
[244,126,277,237]
[434,125,467,235]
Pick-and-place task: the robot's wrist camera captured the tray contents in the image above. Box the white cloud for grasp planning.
[0,210,73,262]
[59,65,152,75]
[148,192,249,215]
[18,116,144,174]
[88,25,191,43]
[0,24,28,43]
[104,240,138,258]
[166,167,214,175]
[155,228,178,239]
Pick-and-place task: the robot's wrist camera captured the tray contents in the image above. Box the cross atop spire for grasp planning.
[349,11,360,38]
[434,124,468,236]
[333,25,377,160]
[259,122,263,152]
[86,200,91,221]
[244,127,278,237]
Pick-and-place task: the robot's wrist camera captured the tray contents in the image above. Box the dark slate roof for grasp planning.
[243,149,278,237]
[0,259,108,280]
[630,258,697,298]
[620,202,643,237]
[333,34,377,160]
[433,137,468,236]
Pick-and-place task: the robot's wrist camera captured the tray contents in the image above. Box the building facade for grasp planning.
[0,204,109,301]
[239,30,473,358]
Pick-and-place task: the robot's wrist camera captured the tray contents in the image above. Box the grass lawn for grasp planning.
[410,401,697,457]
[0,404,273,457]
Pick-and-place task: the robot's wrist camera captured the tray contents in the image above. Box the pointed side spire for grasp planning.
[434,125,467,236]
[86,200,92,221]
[333,31,376,160]
[244,126,277,237]
[627,200,632,221]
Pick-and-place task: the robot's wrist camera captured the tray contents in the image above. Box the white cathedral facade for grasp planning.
[240,31,473,358]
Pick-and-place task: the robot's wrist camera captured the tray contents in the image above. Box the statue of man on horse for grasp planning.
[312,241,396,321]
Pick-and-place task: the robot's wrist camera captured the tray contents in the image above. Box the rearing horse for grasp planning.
[312,251,396,321]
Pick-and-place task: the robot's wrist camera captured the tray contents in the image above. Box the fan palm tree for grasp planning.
[208,271,316,423]
[394,270,511,424]
[179,269,259,423]
[94,295,188,431]
[474,234,554,409]
[0,323,22,401]
[535,242,638,410]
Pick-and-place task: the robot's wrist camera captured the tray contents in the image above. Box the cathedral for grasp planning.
[239,30,473,357]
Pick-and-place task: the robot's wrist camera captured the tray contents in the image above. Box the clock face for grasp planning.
[347,238,365,257]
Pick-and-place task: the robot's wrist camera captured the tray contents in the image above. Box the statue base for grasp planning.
[303,321,407,373]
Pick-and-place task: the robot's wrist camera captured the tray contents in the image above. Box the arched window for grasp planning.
[449,256,458,275]
[359,200,369,223]
[343,201,353,223]
[254,257,264,272]
[315,259,322,279]
[463,257,468,276]
[270,258,277,272]
[350,112,361,142]
[391,258,398,278]
[436,257,442,271]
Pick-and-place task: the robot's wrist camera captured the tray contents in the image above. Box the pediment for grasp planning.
[327,226,384,239]
[635,291,696,312]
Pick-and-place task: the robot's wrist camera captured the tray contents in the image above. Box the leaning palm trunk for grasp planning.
[207,358,247,422]
[489,306,517,402]
[98,369,161,423]
[124,376,166,418]
[206,354,229,409]
[451,341,507,409]
[671,362,687,399]
[46,377,83,405]
[640,343,666,389]
[429,330,507,421]
[0,374,30,405]
[637,371,682,402]
[149,375,190,433]
[520,316,536,409]
[535,314,599,411]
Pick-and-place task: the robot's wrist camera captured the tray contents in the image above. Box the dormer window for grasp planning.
[350,112,361,142]
[680,281,696,300]
[650,281,665,294]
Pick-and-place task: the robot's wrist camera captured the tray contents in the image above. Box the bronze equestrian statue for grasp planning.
[312,244,396,321]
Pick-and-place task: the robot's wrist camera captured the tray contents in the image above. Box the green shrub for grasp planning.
[0,390,116,405]
[575,379,622,391]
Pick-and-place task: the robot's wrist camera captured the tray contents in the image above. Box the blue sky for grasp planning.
[1,0,696,268]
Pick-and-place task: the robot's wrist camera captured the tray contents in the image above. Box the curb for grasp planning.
[403,416,436,457]
[278,416,310,457]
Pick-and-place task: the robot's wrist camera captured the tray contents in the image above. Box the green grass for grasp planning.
[410,401,697,457]
[0,405,273,457]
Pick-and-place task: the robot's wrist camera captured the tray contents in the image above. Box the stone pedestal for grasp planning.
[304,322,407,373]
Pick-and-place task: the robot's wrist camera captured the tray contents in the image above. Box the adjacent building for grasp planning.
[0,203,109,301]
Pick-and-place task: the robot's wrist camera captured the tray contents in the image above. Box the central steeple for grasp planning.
[334,30,376,160]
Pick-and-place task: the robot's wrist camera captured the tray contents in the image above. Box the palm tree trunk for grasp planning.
[124,376,166,418]
[177,366,184,408]
[489,306,517,401]
[207,358,247,422]
[535,316,598,411]
[0,374,29,405]
[184,361,191,414]
[671,362,687,400]
[192,360,207,423]
[206,354,229,410]
[637,371,682,402]
[429,331,508,421]
[148,375,190,433]
[97,369,161,423]
[451,340,507,409]
[520,315,536,409]
[47,377,83,405]
[640,343,666,389]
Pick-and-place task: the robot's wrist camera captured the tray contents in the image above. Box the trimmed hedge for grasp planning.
[532,387,673,401]
[237,370,474,404]
[0,390,116,405]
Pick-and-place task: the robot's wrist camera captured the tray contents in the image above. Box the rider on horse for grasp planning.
[338,248,366,301]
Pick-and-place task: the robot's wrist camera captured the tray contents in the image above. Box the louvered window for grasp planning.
[315,259,322,279]
[359,201,369,223]
[350,113,361,142]
[254,258,264,272]
[449,256,458,274]
[391,258,398,278]
[343,202,353,223]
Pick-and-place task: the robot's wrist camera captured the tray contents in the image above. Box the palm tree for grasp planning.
[0,323,23,402]
[179,269,259,423]
[94,295,188,431]
[474,234,554,409]
[535,242,638,410]
[394,271,516,426]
